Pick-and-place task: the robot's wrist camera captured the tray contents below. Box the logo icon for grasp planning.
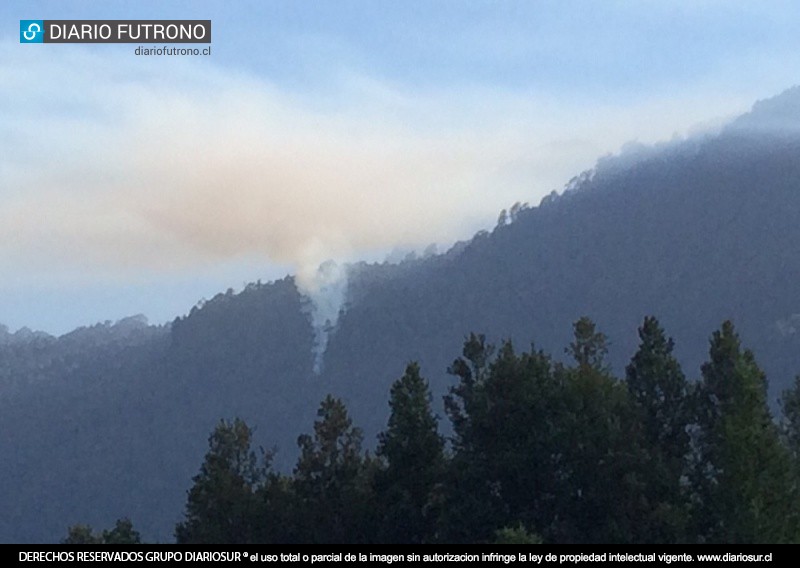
[20,20,44,43]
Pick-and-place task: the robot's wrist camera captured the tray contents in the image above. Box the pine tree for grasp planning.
[441,334,507,543]
[693,321,799,543]
[252,472,297,544]
[779,375,800,530]
[443,335,564,542]
[565,316,610,372]
[62,518,142,544]
[374,362,445,543]
[553,317,649,543]
[625,316,691,542]
[494,523,544,544]
[293,395,372,543]
[62,524,103,544]
[102,518,142,544]
[175,418,268,544]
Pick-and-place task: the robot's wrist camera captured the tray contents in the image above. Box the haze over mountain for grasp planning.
[1,88,799,543]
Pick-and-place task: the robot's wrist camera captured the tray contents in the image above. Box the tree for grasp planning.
[552,317,650,543]
[474,341,560,540]
[693,321,799,543]
[494,523,543,544]
[496,209,509,228]
[252,471,297,544]
[441,333,506,543]
[625,316,691,542]
[102,518,142,544]
[175,418,268,544]
[565,316,610,372]
[442,323,649,544]
[444,333,494,456]
[62,524,103,544]
[62,518,141,544]
[374,362,445,543]
[443,335,564,543]
[293,395,372,543]
[780,376,800,515]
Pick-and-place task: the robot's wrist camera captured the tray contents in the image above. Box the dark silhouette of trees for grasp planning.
[374,362,445,543]
[692,322,799,543]
[625,316,691,542]
[292,396,373,543]
[58,317,799,545]
[175,418,269,544]
[62,518,141,544]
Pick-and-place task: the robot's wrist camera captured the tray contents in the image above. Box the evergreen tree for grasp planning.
[566,316,610,372]
[252,472,297,544]
[441,334,507,543]
[494,523,543,544]
[62,518,142,544]
[293,395,373,543]
[481,342,560,539]
[374,362,445,543]
[552,317,649,543]
[443,336,564,542]
[442,323,646,544]
[693,321,799,543]
[56,319,800,545]
[175,418,268,544]
[625,316,691,542]
[444,333,493,456]
[62,524,103,544]
[102,518,142,544]
[779,376,800,522]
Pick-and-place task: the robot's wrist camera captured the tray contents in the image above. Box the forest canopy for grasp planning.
[67,317,800,544]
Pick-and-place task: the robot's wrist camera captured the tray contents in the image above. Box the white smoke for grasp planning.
[296,260,349,374]
[0,43,769,337]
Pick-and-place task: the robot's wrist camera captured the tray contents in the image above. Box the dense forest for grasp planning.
[1,88,800,542]
[67,317,800,544]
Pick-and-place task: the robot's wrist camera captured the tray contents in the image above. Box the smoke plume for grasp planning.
[0,42,761,337]
[296,260,349,374]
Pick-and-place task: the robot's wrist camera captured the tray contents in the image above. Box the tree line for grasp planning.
[65,316,800,544]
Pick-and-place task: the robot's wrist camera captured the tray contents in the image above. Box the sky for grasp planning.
[2,1,800,335]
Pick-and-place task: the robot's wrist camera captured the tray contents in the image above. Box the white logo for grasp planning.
[22,22,41,41]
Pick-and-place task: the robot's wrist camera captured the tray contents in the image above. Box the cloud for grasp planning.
[0,41,769,285]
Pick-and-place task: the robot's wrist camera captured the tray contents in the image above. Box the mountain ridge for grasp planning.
[1,87,799,543]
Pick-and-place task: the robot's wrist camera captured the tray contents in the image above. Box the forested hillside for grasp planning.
[68,317,800,544]
[1,88,799,543]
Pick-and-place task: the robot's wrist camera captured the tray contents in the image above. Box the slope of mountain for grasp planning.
[1,88,799,543]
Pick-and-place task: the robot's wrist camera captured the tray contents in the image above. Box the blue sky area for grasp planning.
[2,1,800,334]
